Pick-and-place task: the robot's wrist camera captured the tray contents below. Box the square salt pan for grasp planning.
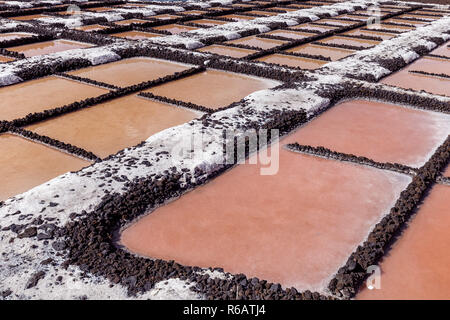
[291,100,450,167]
[67,57,192,87]
[0,133,90,201]
[0,76,108,121]
[26,95,200,158]
[121,129,411,292]
[8,39,93,57]
[144,69,280,110]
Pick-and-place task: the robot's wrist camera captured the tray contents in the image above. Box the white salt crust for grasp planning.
[1,0,450,300]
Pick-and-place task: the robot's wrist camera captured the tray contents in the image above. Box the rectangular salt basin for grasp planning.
[247,10,279,16]
[221,14,256,21]
[290,23,339,33]
[0,55,14,63]
[0,133,90,201]
[368,24,414,32]
[285,43,355,61]
[197,45,258,58]
[153,24,198,34]
[75,24,108,32]
[317,36,380,48]
[357,184,450,300]
[112,31,160,40]
[256,54,327,69]
[178,10,207,16]
[144,69,279,110]
[11,14,48,21]
[384,18,427,26]
[265,30,316,40]
[0,32,35,41]
[343,28,396,40]
[402,56,450,77]
[26,95,199,159]
[0,76,108,121]
[381,70,450,97]
[292,100,450,167]
[115,19,149,26]
[429,42,450,58]
[8,39,93,57]
[190,19,228,26]
[225,36,287,50]
[151,14,180,20]
[120,129,411,292]
[68,57,191,87]
[314,19,359,27]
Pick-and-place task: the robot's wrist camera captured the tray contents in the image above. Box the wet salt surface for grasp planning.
[317,36,380,48]
[112,31,160,40]
[121,129,411,292]
[221,14,256,21]
[0,32,35,41]
[402,56,450,77]
[8,39,93,57]
[343,28,397,40]
[429,41,450,58]
[115,19,149,26]
[197,44,258,58]
[151,14,180,20]
[0,55,14,63]
[381,70,450,97]
[75,24,109,32]
[190,19,228,26]
[256,53,327,69]
[290,23,339,33]
[265,30,316,40]
[153,24,199,34]
[26,95,199,159]
[313,19,359,27]
[285,43,355,61]
[0,133,90,201]
[225,36,287,50]
[68,57,191,87]
[0,76,108,121]
[291,100,450,167]
[10,14,48,21]
[357,185,450,300]
[144,69,279,110]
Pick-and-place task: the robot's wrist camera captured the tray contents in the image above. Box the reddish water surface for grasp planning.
[0,32,34,41]
[317,36,380,48]
[265,30,316,40]
[197,45,257,58]
[121,129,410,291]
[369,24,414,32]
[8,39,93,57]
[358,184,450,300]
[68,57,191,87]
[343,28,396,40]
[402,56,450,77]
[444,165,450,178]
[226,36,287,49]
[190,19,228,26]
[178,10,207,16]
[221,14,255,21]
[256,54,327,69]
[314,19,359,27]
[291,23,339,33]
[75,24,108,32]
[429,42,450,58]
[384,18,427,26]
[153,24,198,34]
[11,14,47,21]
[285,43,355,61]
[27,95,199,158]
[247,10,279,16]
[290,100,450,167]
[115,19,148,25]
[0,55,14,63]
[0,76,108,121]
[381,70,450,97]
[112,31,160,40]
[144,69,279,109]
[0,133,90,201]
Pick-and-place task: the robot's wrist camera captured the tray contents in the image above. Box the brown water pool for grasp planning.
[153,24,199,34]
[68,57,191,87]
[290,23,339,33]
[402,56,450,77]
[115,19,149,26]
[225,36,287,50]
[112,31,160,40]
[343,28,396,40]
[381,70,450,97]
[285,43,355,61]
[26,95,199,158]
[190,19,228,26]
[290,99,450,167]
[8,39,93,57]
[11,14,48,21]
[429,41,450,58]
[0,55,14,63]
[120,129,410,292]
[0,76,108,121]
[357,184,450,300]
[144,69,279,110]
[221,14,256,21]
[75,24,108,32]
[0,32,35,41]
[317,36,380,48]
[314,19,359,27]
[256,54,327,69]
[0,133,90,201]
[197,44,258,58]
[151,14,180,20]
[265,30,316,40]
